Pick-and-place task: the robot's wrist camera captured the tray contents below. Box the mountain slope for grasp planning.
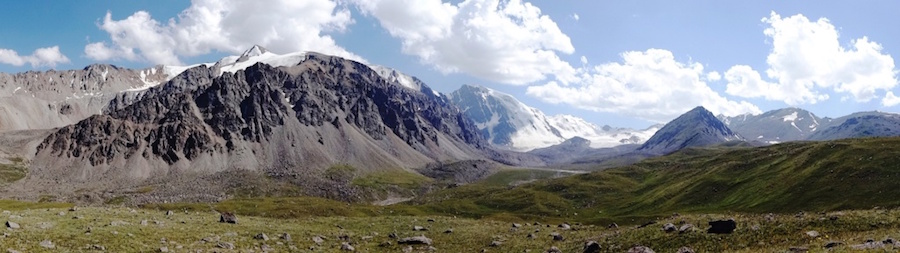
[25,52,489,201]
[0,64,172,132]
[417,137,900,221]
[448,84,657,151]
[719,108,826,143]
[639,106,742,154]
[808,111,900,141]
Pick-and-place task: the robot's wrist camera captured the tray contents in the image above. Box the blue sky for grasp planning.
[1,1,899,129]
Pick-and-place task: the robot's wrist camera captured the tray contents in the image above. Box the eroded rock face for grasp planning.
[30,54,491,199]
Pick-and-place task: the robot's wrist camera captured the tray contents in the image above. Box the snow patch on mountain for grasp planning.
[782,111,798,122]
[449,85,658,151]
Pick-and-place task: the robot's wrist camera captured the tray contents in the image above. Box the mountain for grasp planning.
[639,106,742,154]
[528,137,640,165]
[719,108,900,143]
[447,84,658,151]
[21,49,496,201]
[808,111,900,141]
[0,64,177,132]
[719,108,827,143]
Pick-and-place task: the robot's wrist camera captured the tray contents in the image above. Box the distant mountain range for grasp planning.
[639,107,900,155]
[448,84,660,151]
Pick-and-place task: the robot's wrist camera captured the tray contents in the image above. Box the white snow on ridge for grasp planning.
[157,46,434,96]
[467,85,659,151]
[783,111,798,122]
[370,65,425,92]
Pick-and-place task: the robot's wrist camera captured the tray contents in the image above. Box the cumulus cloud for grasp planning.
[0,46,70,67]
[354,0,577,85]
[527,49,761,122]
[725,12,898,105]
[884,91,900,107]
[572,13,579,21]
[706,71,721,82]
[85,0,360,65]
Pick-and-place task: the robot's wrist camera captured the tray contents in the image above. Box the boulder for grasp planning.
[413,225,427,231]
[340,242,355,251]
[678,224,694,234]
[545,246,562,253]
[216,242,235,249]
[219,212,238,224]
[707,219,737,234]
[662,223,677,233]
[805,230,819,238]
[312,236,325,245]
[255,233,269,241]
[551,232,564,241]
[824,241,842,248]
[398,235,433,245]
[583,241,601,253]
[5,221,19,229]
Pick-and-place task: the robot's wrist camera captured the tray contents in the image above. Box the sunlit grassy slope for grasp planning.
[415,137,900,223]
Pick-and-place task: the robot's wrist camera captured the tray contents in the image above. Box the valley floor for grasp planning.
[2,201,900,252]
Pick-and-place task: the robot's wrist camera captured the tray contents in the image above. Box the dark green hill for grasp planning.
[415,137,900,223]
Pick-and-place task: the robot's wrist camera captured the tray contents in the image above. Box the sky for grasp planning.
[1,1,899,129]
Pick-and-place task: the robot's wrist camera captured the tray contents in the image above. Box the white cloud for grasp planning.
[354,0,577,85]
[85,0,360,65]
[572,13,579,21]
[527,49,761,123]
[580,55,588,65]
[706,71,721,82]
[725,12,898,105]
[0,46,70,67]
[883,91,900,107]
[724,64,829,103]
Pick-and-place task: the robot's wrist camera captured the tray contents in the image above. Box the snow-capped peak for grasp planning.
[449,84,659,151]
[369,65,423,92]
[150,46,437,97]
[239,45,268,60]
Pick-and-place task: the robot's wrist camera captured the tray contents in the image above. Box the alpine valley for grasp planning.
[5,47,900,252]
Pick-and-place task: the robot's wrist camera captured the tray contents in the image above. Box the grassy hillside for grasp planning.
[415,137,900,223]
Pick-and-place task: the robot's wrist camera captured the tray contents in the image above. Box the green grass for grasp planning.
[4,202,900,252]
[352,169,432,192]
[0,156,27,184]
[415,137,900,223]
[477,168,568,187]
[0,199,73,210]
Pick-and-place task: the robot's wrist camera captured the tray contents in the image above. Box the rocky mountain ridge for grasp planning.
[19,52,498,201]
